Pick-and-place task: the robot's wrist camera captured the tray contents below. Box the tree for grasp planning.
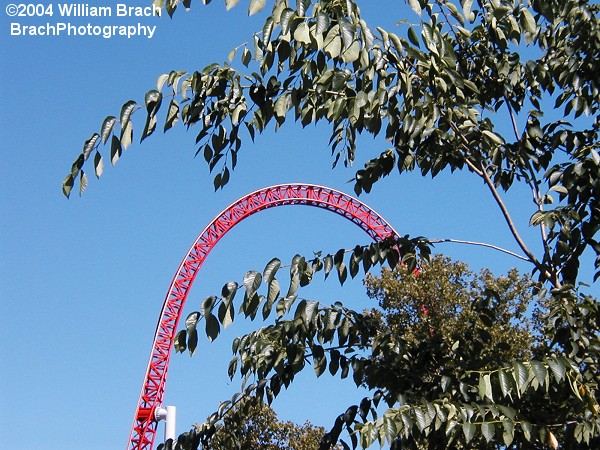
[362,255,543,394]
[65,0,599,448]
[361,255,549,448]
[203,397,339,449]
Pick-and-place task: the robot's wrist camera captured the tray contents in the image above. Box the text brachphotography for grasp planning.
[10,22,157,39]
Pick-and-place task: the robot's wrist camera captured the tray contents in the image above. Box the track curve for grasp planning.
[128,183,399,449]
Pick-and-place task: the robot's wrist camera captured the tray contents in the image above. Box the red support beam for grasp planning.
[127,183,399,449]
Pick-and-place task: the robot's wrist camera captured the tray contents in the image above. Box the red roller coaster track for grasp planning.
[128,183,399,449]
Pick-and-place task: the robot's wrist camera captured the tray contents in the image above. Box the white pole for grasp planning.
[165,406,176,442]
[155,406,177,443]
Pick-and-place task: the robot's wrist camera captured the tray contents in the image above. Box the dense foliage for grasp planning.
[363,256,543,389]
[361,256,550,448]
[66,0,599,448]
[203,397,338,449]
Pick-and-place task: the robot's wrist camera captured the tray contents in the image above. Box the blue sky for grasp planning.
[1,1,596,449]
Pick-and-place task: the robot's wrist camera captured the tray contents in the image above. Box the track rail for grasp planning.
[127,183,399,449]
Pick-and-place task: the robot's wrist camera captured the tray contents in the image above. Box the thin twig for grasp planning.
[504,95,520,141]
[429,238,529,261]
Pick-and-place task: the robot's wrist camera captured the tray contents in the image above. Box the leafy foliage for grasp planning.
[64,0,600,284]
[167,244,598,449]
[66,0,600,448]
[362,256,544,397]
[192,397,339,450]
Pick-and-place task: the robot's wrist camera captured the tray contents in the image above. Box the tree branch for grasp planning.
[477,161,559,286]
[429,238,530,261]
[503,95,550,246]
[443,119,559,283]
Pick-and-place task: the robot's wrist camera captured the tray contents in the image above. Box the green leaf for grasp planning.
[296,0,310,17]
[276,295,296,318]
[218,301,234,329]
[165,0,176,17]
[187,328,198,355]
[408,0,422,16]
[274,94,290,121]
[334,248,348,285]
[227,47,237,62]
[479,373,494,401]
[462,422,476,443]
[249,0,266,16]
[185,311,200,332]
[502,419,515,446]
[174,329,187,353]
[144,90,162,115]
[244,292,263,319]
[529,210,546,226]
[549,185,568,195]
[498,369,512,398]
[263,278,280,319]
[521,421,532,441]
[120,100,137,128]
[221,281,238,307]
[262,16,274,44]
[287,255,302,297]
[304,300,319,324]
[83,133,99,160]
[100,117,116,143]
[110,135,122,166]
[164,99,179,132]
[62,174,74,198]
[78,171,88,196]
[316,11,330,35]
[462,0,474,22]
[530,361,548,387]
[382,415,398,443]
[339,18,356,50]
[546,357,566,383]
[230,104,246,127]
[414,407,427,432]
[359,397,372,422]
[202,295,217,316]
[141,114,157,142]
[481,422,495,443]
[205,313,220,342]
[241,47,252,67]
[120,120,133,150]
[328,349,340,376]
[324,26,342,58]
[513,361,528,392]
[156,73,169,91]
[445,419,458,436]
[482,129,506,145]
[293,22,311,44]
[294,299,308,321]
[520,8,537,34]
[389,32,403,54]
[280,8,295,35]
[497,405,516,421]
[408,26,420,47]
[225,0,240,11]
[94,151,104,178]
[401,410,414,432]
[243,270,262,297]
[341,40,360,63]
[323,254,333,279]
